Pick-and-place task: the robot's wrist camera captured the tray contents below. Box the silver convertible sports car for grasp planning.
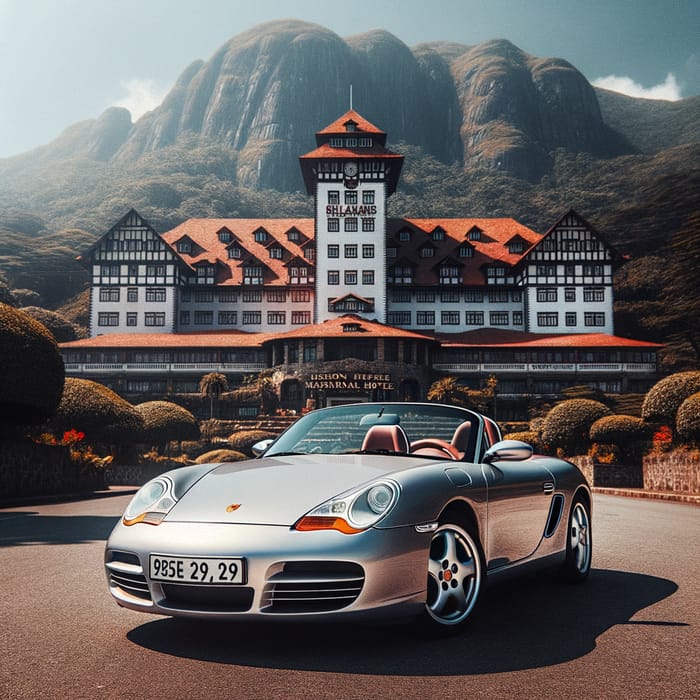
[105,402,592,631]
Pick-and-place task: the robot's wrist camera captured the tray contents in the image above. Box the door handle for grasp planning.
[543,481,554,494]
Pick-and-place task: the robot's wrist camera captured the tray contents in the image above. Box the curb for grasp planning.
[0,486,139,509]
[592,487,700,505]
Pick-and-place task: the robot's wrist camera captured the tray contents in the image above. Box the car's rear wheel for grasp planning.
[424,523,483,630]
[561,495,592,582]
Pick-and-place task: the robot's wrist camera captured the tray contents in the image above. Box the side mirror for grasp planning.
[483,440,534,464]
[252,439,274,457]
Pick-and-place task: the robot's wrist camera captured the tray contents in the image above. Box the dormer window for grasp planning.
[254,228,269,243]
[242,264,263,285]
[508,241,524,253]
[439,264,460,285]
[330,137,343,147]
[467,227,483,241]
[269,246,283,260]
[342,323,361,332]
[458,244,474,258]
[217,228,233,243]
[345,120,357,132]
[431,227,445,241]
[398,229,411,242]
[177,240,192,254]
[287,228,301,242]
[420,246,435,258]
[227,245,242,259]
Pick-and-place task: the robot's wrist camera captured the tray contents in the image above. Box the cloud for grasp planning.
[591,73,682,101]
[113,78,169,119]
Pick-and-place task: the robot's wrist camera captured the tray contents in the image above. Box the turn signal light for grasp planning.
[294,516,363,534]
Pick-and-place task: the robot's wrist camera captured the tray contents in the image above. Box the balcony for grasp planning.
[433,362,655,375]
[64,362,267,375]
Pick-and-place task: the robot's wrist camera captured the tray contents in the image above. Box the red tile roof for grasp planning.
[61,331,269,349]
[434,329,661,348]
[316,110,386,136]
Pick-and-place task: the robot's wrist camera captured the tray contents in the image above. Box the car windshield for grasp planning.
[264,402,482,461]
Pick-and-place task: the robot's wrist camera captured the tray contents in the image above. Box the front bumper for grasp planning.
[105,519,431,621]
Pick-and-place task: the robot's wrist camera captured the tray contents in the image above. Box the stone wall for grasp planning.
[644,452,700,494]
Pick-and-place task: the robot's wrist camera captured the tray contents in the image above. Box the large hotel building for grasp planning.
[60,110,659,418]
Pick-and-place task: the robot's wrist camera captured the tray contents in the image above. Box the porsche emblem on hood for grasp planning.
[226,504,242,512]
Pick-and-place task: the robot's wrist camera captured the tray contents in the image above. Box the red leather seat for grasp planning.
[361,425,410,453]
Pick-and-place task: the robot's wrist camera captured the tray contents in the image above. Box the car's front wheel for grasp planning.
[424,523,483,630]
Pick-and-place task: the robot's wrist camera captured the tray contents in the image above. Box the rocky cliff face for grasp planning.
[6,19,690,189]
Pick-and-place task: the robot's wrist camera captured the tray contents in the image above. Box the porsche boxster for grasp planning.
[105,402,591,631]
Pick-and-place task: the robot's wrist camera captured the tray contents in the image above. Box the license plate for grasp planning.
[149,555,246,584]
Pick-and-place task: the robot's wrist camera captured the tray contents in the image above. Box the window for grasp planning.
[464,291,483,303]
[359,137,372,147]
[291,289,310,302]
[417,291,435,303]
[487,266,506,278]
[389,265,413,284]
[328,244,340,258]
[329,137,343,147]
[458,245,474,258]
[242,290,263,303]
[242,311,262,325]
[442,311,460,325]
[97,312,119,326]
[387,247,397,258]
[490,311,509,325]
[218,289,238,302]
[228,246,242,259]
[362,244,374,258]
[420,246,434,258]
[440,265,460,285]
[291,311,311,325]
[243,265,263,285]
[344,244,358,258]
[328,270,340,285]
[303,342,317,362]
[217,230,232,243]
[254,229,269,243]
[345,270,357,285]
[432,228,445,241]
[417,311,435,326]
[566,312,577,326]
[99,287,120,302]
[328,191,340,204]
[565,288,576,302]
[289,265,309,284]
[145,312,166,327]
[513,311,523,325]
[147,264,166,276]
[585,312,606,326]
[361,218,375,232]
[101,264,120,276]
[391,290,411,302]
[583,287,605,302]
[440,291,460,303]
[362,190,375,204]
[344,218,358,232]
[537,288,557,303]
[177,240,192,253]
[269,246,283,259]
[465,311,484,325]
[267,311,286,325]
[194,311,213,325]
[328,218,340,232]
[266,290,286,303]
[511,291,522,302]
[398,230,411,242]
[287,229,301,242]
[507,240,524,253]
[362,270,375,285]
[191,291,212,303]
[537,312,559,327]
[583,264,604,276]
[126,312,137,326]
[536,264,557,276]
[218,311,237,325]
[345,191,358,205]
[127,287,138,302]
[179,310,190,325]
[468,228,482,241]
[488,290,509,303]
[388,311,411,325]
[146,287,166,302]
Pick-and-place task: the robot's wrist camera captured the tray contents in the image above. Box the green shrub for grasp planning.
[676,392,700,443]
[228,429,276,457]
[541,399,612,456]
[0,302,64,427]
[49,378,144,445]
[194,449,247,464]
[136,400,200,448]
[641,371,700,424]
[589,414,650,462]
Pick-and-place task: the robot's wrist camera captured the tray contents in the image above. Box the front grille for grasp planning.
[160,584,254,612]
[105,551,151,601]
[262,561,365,613]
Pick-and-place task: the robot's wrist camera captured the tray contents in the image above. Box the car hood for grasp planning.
[165,454,423,526]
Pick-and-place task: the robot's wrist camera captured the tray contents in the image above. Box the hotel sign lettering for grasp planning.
[325,205,377,217]
[305,372,395,391]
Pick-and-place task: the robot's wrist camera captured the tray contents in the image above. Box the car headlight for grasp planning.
[123,476,177,526]
[294,480,399,534]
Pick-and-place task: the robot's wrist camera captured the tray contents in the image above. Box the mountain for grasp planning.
[0,19,697,291]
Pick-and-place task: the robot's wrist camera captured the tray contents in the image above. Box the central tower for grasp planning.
[299,110,403,324]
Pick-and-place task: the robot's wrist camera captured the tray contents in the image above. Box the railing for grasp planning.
[64,362,267,374]
[433,362,655,374]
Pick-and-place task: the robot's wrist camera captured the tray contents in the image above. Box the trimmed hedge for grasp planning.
[194,449,247,464]
[641,371,700,424]
[0,302,64,426]
[676,392,700,443]
[541,399,612,456]
[228,429,277,457]
[589,414,651,462]
[503,430,544,453]
[136,400,200,447]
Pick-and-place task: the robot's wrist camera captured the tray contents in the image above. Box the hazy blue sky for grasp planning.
[0,0,698,157]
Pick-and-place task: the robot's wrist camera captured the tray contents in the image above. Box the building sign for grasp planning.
[305,372,395,391]
[325,205,377,217]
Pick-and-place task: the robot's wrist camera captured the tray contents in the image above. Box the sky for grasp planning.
[0,0,698,158]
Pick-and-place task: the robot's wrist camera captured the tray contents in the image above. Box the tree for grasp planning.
[135,400,200,452]
[641,371,700,426]
[541,399,612,456]
[427,377,472,406]
[199,372,229,419]
[0,302,64,429]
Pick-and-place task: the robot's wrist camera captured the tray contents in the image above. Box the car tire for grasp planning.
[561,495,592,583]
[423,522,483,632]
